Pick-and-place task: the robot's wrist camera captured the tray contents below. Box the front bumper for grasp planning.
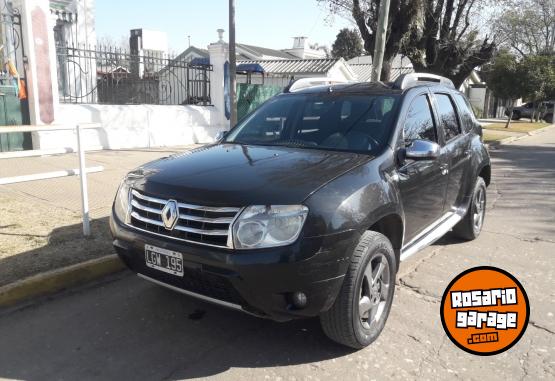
[110,212,358,321]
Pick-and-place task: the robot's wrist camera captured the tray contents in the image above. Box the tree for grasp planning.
[485,51,524,128]
[320,0,496,86]
[518,54,555,121]
[494,0,555,57]
[331,28,363,60]
[486,52,555,126]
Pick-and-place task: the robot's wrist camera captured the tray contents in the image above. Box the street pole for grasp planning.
[370,0,391,82]
[229,0,237,127]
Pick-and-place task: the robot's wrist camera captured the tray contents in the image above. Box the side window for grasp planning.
[435,93,461,142]
[454,93,475,132]
[403,95,437,143]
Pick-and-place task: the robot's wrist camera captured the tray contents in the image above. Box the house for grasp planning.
[176,31,328,63]
[236,58,356,87]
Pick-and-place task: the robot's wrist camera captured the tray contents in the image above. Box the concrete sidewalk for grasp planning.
[0,146,199,218]
[0,146,200,286]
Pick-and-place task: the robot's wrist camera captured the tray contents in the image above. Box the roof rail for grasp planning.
[284,77,350,93]
[393,73,455,90]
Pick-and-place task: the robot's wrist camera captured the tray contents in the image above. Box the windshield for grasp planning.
[225,93,400,154]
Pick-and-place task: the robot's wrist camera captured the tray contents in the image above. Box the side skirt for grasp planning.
[400,209,465,261]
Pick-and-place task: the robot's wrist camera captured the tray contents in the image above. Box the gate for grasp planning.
[0,2,31,152]
[236,83,282,120]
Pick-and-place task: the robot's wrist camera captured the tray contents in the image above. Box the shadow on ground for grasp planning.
[0,272,354,380]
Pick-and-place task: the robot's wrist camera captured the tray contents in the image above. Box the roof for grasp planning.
[349,64,373,82]
[348,63,414,82]
[291,82,401,95]
[174,46,209,62]
[236,58,339,75]
[236,44,298,60]
[347,55,413,68]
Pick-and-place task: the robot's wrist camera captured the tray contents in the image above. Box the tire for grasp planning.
[320,231,396,349]
[452,177,487,241]
[544,113,553,124]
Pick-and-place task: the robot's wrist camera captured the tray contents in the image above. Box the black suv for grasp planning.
[110,73,491,349]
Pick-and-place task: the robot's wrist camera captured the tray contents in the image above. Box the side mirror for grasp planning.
[215,131,228,142]
[405,139,440,160]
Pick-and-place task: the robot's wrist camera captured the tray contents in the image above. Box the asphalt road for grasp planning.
[1,130,554,381]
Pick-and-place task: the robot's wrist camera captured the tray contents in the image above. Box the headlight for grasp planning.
[114,180,131,223]
[232,205,308,249]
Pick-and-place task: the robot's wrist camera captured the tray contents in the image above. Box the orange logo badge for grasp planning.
[440,266,529,355]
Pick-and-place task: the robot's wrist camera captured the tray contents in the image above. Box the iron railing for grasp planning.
[55,44,212,106]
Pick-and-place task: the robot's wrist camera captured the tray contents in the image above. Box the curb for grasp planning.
[485,123,555,149]
[0,255,125,308]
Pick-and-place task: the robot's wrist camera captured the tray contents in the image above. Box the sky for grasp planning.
[95,0,353,54]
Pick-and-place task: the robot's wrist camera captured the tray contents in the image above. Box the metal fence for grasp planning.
[56,44,212,106]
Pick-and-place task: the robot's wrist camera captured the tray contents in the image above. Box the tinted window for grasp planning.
[454,93,475,132]
[226,94,400,154]
[435,94,461,141]
[403,95,437,143]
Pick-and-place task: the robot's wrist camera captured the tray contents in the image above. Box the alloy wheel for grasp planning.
[473,187,485,231]
[359,253,390,330]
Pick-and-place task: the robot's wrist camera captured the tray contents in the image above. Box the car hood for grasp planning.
[128,143,371,206]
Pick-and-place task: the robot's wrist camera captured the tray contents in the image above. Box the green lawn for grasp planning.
[482,131,505,143]
[483,122,549,133]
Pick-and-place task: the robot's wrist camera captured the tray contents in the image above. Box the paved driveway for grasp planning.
[0,131,553,380]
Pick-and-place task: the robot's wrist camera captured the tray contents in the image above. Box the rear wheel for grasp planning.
[544,113,553,123]
[452,177,487,240]
[320,231,396,349]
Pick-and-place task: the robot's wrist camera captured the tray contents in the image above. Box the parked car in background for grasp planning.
[506,100,554,123]
[540,101,554,123]
[110,73,491,349]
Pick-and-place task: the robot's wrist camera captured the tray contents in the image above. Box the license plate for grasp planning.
[145,244,184,277]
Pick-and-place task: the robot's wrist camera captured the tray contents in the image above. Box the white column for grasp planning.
[20,0,60,127]
[208,31,229,131]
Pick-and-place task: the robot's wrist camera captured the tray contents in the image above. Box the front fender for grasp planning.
[303,151,403,238]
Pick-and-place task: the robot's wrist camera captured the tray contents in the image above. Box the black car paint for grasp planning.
[111,82,491,321]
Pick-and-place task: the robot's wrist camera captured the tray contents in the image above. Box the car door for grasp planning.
[397,92,450,242]
[432,92,472,213]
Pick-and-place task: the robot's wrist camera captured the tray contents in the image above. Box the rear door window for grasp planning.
[454,93,476,132]
[435,93,462,142]
[403,94,437,143]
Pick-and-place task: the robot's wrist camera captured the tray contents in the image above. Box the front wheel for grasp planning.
[452,177,487,240]
[320,231,396,349]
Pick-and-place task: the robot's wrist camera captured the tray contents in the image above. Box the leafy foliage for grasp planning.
[486,51,523,101]
[331,28,364,60]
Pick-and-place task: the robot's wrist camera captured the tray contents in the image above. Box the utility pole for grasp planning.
[370,0,390,82]
[229,0,237,127]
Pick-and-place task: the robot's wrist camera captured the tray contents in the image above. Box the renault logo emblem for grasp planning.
[161,200,179,230]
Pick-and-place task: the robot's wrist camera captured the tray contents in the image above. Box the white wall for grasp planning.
[34,104,222,150]
[468,87,487,115]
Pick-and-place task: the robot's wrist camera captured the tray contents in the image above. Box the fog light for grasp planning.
[292,291,307,309]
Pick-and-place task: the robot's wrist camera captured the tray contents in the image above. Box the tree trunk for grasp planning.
[505,103,514,128]
[380,58,394,82]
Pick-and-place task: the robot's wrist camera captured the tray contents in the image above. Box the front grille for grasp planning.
[129,189,241,248]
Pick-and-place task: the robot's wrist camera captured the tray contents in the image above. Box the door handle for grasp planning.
[440,164,449,175]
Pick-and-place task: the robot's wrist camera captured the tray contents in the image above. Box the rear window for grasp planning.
[226,93,400,154]
[435,93,462,142]
[454,93,476,132]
